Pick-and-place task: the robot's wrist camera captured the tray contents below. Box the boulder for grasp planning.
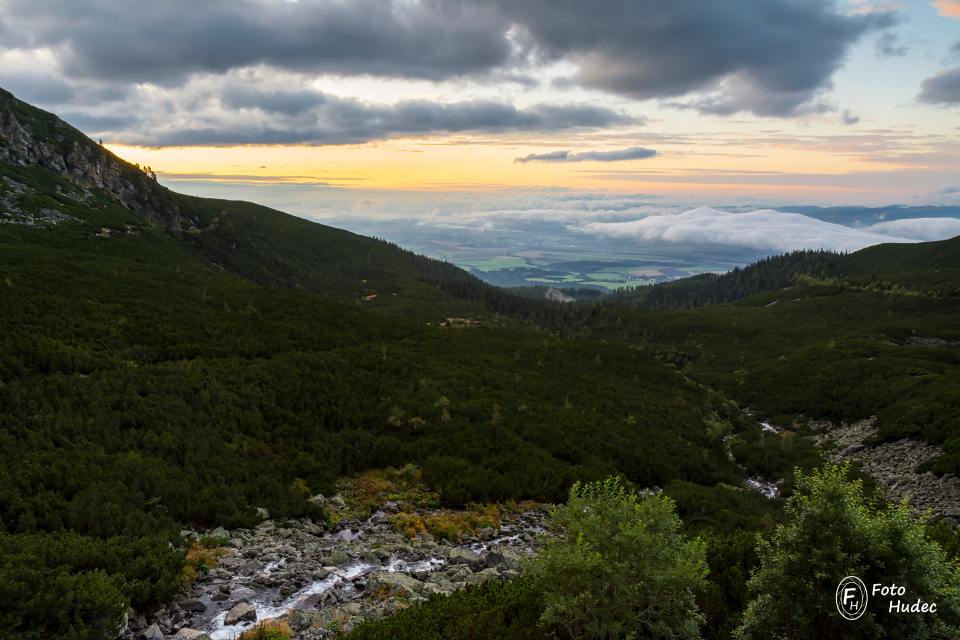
[368,571,423,598]
[447,547,483,569]
[238,560,263,576]
[486,547,523,571]
[171,630,211,640]
[179,599,206,613]
[466,568,501,586]
[139,623,164,640]
[288,609,315,632]
[224,602,257,626]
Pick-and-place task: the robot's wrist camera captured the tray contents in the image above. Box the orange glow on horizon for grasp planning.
[106,132,920,200]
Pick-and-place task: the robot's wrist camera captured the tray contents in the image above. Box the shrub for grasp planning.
[528,477,708,639]
[736,463,960,639]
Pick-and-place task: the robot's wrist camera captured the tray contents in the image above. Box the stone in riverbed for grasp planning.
[486,547,523,571]
[179,599,206,613]
[288,609,315,632]
[171,630,211,640]
[238,559,263,576]
[224,601,257,625]
[447,547,483,569]
[466,568,501,586]
[139,623,164,640]
[368,571,423,598]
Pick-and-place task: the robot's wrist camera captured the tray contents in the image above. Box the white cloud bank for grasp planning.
[574,207,960,253]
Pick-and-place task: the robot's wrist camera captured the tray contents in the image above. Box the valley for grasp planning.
[2,87,960,639]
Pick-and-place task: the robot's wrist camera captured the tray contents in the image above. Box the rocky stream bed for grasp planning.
[124,503,547,640]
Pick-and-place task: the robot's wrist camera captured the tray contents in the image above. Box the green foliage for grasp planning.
[528,477,708,640]
[0,531,181,639]
[735,464,960,640]
[347,577,544,640]
[589,280,960,474]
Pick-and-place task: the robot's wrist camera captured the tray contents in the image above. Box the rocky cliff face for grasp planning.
[0,88,193,230]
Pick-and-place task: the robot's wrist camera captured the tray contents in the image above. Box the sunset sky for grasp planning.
[2,0,958,208]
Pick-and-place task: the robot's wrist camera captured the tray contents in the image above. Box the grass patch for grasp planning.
[181,539,227,589]
[239,621,293,640]
[390,503,501,541]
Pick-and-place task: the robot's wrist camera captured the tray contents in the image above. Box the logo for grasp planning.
[836,576,869,620]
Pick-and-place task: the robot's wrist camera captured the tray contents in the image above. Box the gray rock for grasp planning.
[466,568,501,585]
[224,601,257,625]
[368,571,423,598]
[238,560,263,576]
[139,623,164,640]
[171,630,211,640]
[179,599,206,613]
[486,547,523,571]
[447,547,483,569]
[288,609,315,632]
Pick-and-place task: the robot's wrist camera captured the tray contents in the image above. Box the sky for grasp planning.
[1,0,958,211]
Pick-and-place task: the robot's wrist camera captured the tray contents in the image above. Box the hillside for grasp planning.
[0,89,790,638]
[591,238,960,476]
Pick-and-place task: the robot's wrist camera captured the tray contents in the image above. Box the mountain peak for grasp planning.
[0,87,193,230]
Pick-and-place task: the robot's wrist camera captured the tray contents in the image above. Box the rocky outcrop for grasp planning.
[0,88,192,230]
[817,418,960,524]
[124,504,547,640]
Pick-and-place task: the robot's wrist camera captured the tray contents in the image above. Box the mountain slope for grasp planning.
[1,87,567,324]
[608,235,960,310]
[0,89,778,638]
[589,239,960,477]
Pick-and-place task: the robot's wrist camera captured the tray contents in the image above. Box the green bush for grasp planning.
[528,477,709,639]
[736,464,960,639]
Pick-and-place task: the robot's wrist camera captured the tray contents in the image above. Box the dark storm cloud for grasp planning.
[489,0,894,116]
[0,0,892,120]
[918,67,960,105]
[123,96,636,146]
[515,147,657,163]
[220,87,328,116]
[0,0,513,83]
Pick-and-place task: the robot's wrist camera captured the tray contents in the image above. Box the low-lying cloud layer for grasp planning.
[573,207,960,253]
[515,147,656,163]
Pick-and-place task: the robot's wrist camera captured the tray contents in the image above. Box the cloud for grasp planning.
[515,147,656,163]
[918,67,960,104]
[115,88,635,146]
[491,0,895,117]
[933,0,960,18]
[875,32,908,57]
[865,217,960,240]
[0,0,513,83]
[572,207,925,253]
[0,0,893,120]
[841,109,861,125]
